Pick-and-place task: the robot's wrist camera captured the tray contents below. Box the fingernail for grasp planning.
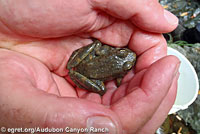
[87,116,117,134]
[164,10,179,25]
[174,62,180,77]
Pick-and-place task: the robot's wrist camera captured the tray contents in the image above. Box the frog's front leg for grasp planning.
[67,40,102,69]
[116,78,123,87]
[69,70,106,96]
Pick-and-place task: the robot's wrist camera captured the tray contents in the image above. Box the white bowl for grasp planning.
[167,47,199,114]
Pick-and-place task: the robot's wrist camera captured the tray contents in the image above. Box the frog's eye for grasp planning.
[117,49,128,58]
[123,61,133,70]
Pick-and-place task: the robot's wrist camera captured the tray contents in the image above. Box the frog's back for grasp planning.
[76,54,126,81]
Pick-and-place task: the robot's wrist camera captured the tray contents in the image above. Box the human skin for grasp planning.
[0,0,179,134]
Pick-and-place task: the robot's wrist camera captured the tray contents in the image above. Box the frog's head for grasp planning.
[116,48,136,71]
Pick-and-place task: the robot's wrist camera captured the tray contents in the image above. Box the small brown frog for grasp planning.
[67,40,136,95]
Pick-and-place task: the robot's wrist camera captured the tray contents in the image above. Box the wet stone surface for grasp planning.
[160,0,200,28]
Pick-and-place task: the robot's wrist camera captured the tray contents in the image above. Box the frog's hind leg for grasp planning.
[68,71,86,90]
[67,40,102,69]
[69,70,106,96]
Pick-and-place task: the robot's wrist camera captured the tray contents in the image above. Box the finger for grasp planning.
[110,83,129,104]
[0,0,115,38]
[129,29,167,72]
[0,49,122,134]
[81,92,102,104]
[110,56,180,133]
[52,74,77,97]
[126,69,146,94]
[110,69,143,104]
[91,20,134,47]
[90,0,178,33]
[137,72,179,133]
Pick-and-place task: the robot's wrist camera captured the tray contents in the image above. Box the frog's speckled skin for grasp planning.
[67,40,136,95]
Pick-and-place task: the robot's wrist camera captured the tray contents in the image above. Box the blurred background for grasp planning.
[156,0,200,134]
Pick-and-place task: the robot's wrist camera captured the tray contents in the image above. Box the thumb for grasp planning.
[89,0,178,33]
[0,86,122,133]
[110,56,180,133]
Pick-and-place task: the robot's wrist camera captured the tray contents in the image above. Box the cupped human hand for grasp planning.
[0,0,179,134]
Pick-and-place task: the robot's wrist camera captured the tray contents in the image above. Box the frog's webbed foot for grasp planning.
[67,40,102,70]
[69,70,106,96]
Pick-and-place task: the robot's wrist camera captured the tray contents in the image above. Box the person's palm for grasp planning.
[0,1,179,133]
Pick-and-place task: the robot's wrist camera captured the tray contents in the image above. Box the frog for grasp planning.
[67,39,136,96]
